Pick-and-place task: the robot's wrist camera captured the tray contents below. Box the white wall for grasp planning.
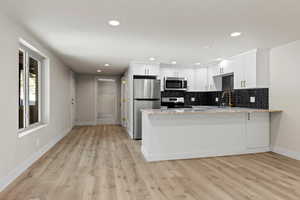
[270,40,300,159]
[75,75,121,126]
[0,13,74,190]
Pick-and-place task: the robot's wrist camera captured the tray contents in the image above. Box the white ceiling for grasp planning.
[1,0,300,75]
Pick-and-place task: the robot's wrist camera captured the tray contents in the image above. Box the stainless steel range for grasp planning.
[161,97,191,108]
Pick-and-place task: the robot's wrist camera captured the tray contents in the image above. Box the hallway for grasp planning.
[1,125,300,200]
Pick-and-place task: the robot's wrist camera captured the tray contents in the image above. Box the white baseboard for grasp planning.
[75,121,96,126]
[142,146,270,162]
[271,146,300,160]
[0,127,72,192]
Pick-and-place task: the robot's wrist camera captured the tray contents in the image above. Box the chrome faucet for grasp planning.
[220,89,233,107]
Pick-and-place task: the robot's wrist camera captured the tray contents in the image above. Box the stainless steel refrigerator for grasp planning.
[133,76,161,139]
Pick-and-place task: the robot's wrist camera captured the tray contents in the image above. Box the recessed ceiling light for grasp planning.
[171,61,177,64]
[104,63,110,67]
[97,69,102,73]
[216,58,223,61]
[108,20,120,26]
[149,57,155,61]
[195,62,201,65]
[230,32,242,37]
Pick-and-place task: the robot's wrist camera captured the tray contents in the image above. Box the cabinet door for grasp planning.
[194,67,208,91]
[220,60,233,74]
[179,68,194,91]
[246,112,270,148]
[207,65,219,91]
[131,63,147,75]
[232,56,244,89]
[147,64,160,76]
[243,51,256,89]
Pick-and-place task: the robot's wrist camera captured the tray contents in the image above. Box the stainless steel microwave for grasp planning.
[164,77,187,90]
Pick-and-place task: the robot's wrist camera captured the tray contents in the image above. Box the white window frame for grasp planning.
[18,44,45,136]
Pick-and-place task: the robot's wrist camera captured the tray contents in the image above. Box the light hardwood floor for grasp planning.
[1,125,300,200]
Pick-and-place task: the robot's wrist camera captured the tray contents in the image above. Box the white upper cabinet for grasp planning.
[231,55,244,89]
[180,68,194,91]
[243,51,257,89]
[130,48,269,93]
[207,64,220,91]
[208,49,270,90]
[130,62,160,76]
[148,64,160,76]
[219,60,233,75]
[193,67,208,91]
[230,49,269,89]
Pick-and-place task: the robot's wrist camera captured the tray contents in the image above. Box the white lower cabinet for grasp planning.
[246,112,270,148]
[142,112,271,162]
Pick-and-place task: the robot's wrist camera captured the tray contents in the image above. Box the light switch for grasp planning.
[250,96,256,103]
[215,97,219,102]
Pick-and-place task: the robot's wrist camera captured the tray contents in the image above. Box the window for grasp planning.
[19,45,44,131]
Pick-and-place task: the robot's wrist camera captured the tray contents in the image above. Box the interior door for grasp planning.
[97,80,118,124]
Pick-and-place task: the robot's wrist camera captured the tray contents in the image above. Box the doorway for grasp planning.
[97,78,119,125]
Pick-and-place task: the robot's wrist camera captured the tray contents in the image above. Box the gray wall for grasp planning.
[0,13,74,190]
[270,40,300,158]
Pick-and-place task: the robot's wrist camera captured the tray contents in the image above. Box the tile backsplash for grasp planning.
[233,88,268,109]
[161,88,269,109]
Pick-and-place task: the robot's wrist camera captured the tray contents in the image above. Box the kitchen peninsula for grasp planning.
[141,107,281,162]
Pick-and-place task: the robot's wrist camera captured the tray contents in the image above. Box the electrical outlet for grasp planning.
[250,96,256,103]
[215,97,219,102]
[191,97,196,102]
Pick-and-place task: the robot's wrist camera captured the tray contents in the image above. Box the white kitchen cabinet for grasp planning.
[193,67,208,91]
[243,51,257,88]
[231,55,244,89]
[180,68,194,91]
[142,111,271,162]
[130,62,160,76]
[230,49,270,89]
[207,65,220,91]
[219,60,233,75]
[246,112,270,148]
[148,64,160,76]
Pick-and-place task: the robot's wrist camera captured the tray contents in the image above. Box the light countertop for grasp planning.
[141,106,282,115]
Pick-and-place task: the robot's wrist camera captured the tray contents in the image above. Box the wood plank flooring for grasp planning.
[1,125,300,200]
